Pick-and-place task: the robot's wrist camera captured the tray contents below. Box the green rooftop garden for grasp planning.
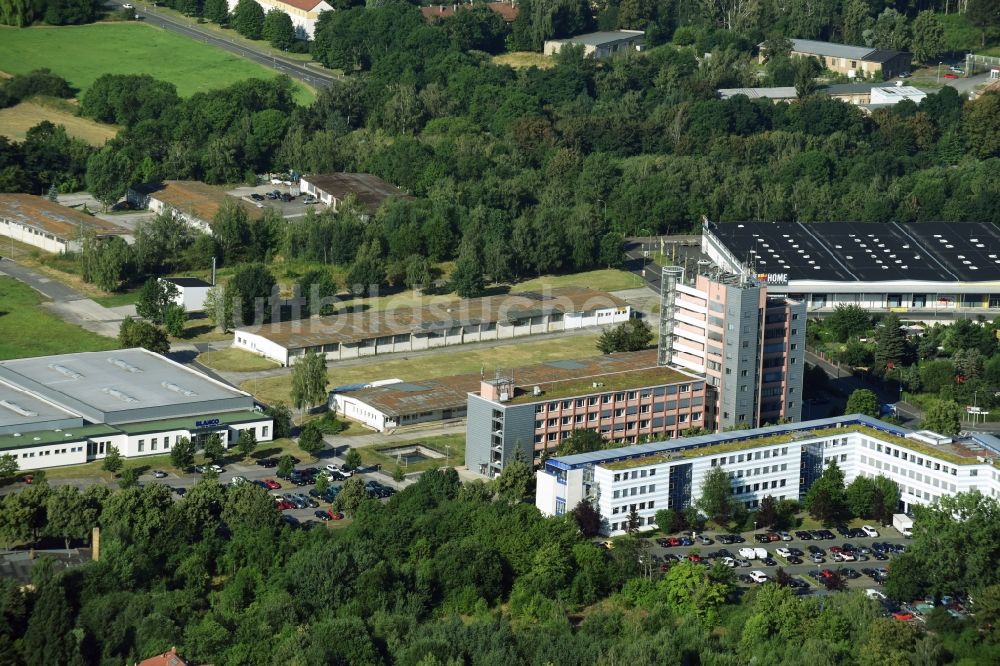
[507,367,693,405]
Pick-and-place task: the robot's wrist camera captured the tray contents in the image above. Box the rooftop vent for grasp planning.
[0,399,37,417]
[109,357,143,373]
[906,430,953,446]
[49,364,82,380]
[533,386,542,396]
[103,387,138,404]
[162,381,198,397]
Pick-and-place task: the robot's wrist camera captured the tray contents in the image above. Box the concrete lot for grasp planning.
[227,184,311,219]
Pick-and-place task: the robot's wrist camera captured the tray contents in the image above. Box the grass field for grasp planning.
[355,434,465,476]
[493,52,555,69]
[510,269,642,293]
[0,276,117,360]
[244,332,603,405]
[0,24,314,103]
[199,347,281,372]
[0,99,118,145]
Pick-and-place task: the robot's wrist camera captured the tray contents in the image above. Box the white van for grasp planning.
[739,547,757,559]
[753,547,768,560]
[862,525,879,538]
[865,589,886,600]
[749,570,769,583]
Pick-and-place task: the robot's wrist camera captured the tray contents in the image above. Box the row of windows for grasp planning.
[533,386,695,413]
[864,439,960,475]
[710,447,789,466]
[614,468,657,482]
[734,479,786,495]
[612,484,656,499]
[611,501,655,514]
[727,463,789,479]
[860,455,959,492]
[610,516,650,531]
[18,445,83,458]
[537,410,702,428]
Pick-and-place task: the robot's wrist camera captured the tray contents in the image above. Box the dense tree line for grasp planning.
[4,468,1000,664]
[0,0,102,26]
[4,2,1000,293]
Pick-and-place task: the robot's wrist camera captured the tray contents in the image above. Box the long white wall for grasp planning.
[1,218,71,253]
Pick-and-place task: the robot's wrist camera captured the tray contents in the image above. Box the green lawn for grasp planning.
[0,24,314,104]
[245,333,603,405]
[92,290,140,308]
[0,276,117,360]
[198,347,282,372]
[355,434,465,475]
[510,269,642,294]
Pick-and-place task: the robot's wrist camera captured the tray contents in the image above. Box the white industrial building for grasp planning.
[537,414,1000,535]
[162,277,212,312]
[0,349,272,470]
[702,220,1000,315]
[0,195,123,254]
[234,287,632,366]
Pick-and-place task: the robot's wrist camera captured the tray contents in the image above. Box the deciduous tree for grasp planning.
[290,349,328,413]
[263,9,295,50]
[101,445,123,476]
[203,433,225,464]
[236,428,257,459]
[697,465,733,525]
[921,399,961,435]
[845,388,879,418]
[557,428,605,456]
[170,436,196,470]
[298,421,324,460]
[118,317,170,355]
[910,11,945,63]
[232,0,265,39]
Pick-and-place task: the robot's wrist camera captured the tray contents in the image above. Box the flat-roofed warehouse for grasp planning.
[128,180,263,234]
[0,195,124,254]
[0,348,272,470]
[330,349,675,433]
[233,287,632,366]
[703,220,1000,314]
[299,173,414,218]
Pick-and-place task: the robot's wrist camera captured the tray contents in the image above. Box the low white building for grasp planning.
[227,0,332,39]
[544,30,644,59]
[0,195,123,254]
[869,85,927,106]
[0,349,272,471]
[234,287,632,366]
[537,414,1000,535]
[162,277,212,312]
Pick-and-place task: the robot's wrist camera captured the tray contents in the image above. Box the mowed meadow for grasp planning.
[0,23,314,103]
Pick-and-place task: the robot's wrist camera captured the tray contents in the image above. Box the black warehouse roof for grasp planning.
[706,221,1000,283]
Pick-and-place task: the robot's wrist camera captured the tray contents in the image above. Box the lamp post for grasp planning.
[937,62,942,83]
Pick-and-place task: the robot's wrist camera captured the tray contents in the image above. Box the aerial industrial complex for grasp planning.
[703,220,1000,314]
[0,349,271,470]
[536,415,1000,535]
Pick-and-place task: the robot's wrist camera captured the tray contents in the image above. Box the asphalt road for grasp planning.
[0,258,85,302]
[131,5,341,89]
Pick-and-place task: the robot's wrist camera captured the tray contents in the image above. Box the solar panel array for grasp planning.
[710,222,1000,283]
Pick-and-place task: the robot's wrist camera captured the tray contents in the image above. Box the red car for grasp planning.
[329,511,344,520]
[22,475,33,484]
[666,537,680,547]
[687,553,701,563]
[819,569,834,579]
[893,612,914,621]
[277,499,295,510]
[830,546,843,554]
[264,479,281,489]
[944,73,957,79]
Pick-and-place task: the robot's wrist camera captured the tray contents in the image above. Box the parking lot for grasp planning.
[227,184,312,219]
[633,527,917,601]
[136,454,403,529]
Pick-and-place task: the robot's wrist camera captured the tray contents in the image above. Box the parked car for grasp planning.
[339,464,355,477]
[787,556,803,565]
[762,557,778,566]
[749,570,769,583]
[892,611,914,621]
[229,476,247,487]
[738,547,756,560]
[281,515,300,528]
[208,464,223,473]
[250,193,265,201]
[173,487,187,496]
[256,458,278,468]
[738,574,754,584]
[314,509,331,521]
[151,470,167,478]
[252,480,268,489]
[808,545,825,556]
[775,547,792,559]
[193,465,206,473]
[754,533,770,544]
[735,558,751,567]
[721,557,736,567]
[794,530,812,540]
[699,536,713,545]
[779,531,792,541]
[862,525,879,538]
[810,554,824,564]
